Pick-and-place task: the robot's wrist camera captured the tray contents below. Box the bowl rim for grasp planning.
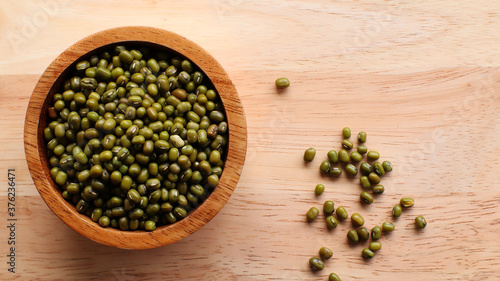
[24,26,247,249]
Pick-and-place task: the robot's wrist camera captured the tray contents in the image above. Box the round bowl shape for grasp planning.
[24,26,247,249]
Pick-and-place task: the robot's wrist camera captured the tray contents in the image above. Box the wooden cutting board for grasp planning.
[1,1,500,280]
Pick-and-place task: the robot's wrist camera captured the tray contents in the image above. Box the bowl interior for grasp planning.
[25,27,247,249]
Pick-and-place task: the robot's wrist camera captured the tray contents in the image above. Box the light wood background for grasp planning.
[1,0,500,280]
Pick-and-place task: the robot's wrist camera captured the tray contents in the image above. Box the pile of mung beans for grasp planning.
[303,128,427,280]
[44,45,228,231]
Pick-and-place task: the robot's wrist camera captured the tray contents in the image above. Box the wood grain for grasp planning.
[2,0,500,279]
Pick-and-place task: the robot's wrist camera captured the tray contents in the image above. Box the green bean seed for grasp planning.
[129,219,139,230]
[309,257,324,271]
[76,60,90,71]
[327,150,338,164]
[190,185,205,197]
[357,145,368,154]
[360,162,372,175]
[323,200,335,215]
[350,151,362,162]
[66,183,80,194]
[392,205,402,217]
[329,273,341,281]
[329,167,342,176]
[174,207,187,219]
[50,167,60,180]
[367,151,380,161]
[415,215,427,229]
[360,191,374,204]
[347,229,359,243]
[179,60,192,73]
[118,217,129,231]
[342,127,351,138]
[400,197,414,208]
[342,139,353,150]
[55,171,68,185]
[306,207,319,222]
[372,184,385,194]
[304,148,316,162]
[76,199,90,213]
[362,248,374,259]
[119,50,134,63]
[345,164,358,176]
[96,67,111,81]
[165,212,177,224]
[357,131,367,143]
[75,152,88,165]
[128,208,144,220]
[371,226,382,240]
[144,220,156,231]
[99,216,110,227]
[319,247,333,260]
[325,216,338,229]
[351,213,364,227]
[368,172,381,184]
[356,227,370,241]
[91,208,103,222]
[360,176,371,188]
[275,77,290,88]
[382,160,393,172]
[338,149,349,164]
[315,184,325,195]
[373,162,385,176]
[146,178,161,191]
[209,111,224,123]
[382,222,395,232]
[336,206,348,220]
[207,174,219,188]
[54,124,66,138]
[319,161,331,173]
[369,241,381,251]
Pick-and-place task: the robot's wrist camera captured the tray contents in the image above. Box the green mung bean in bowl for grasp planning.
[24,26,247,249]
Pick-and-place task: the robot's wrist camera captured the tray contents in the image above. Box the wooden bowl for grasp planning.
[24,26,247,249]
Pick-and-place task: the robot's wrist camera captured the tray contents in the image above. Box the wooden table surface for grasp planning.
[1,1,500,280]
